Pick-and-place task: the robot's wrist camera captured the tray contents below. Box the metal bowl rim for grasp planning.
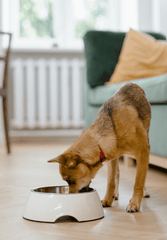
[31,185,96,195]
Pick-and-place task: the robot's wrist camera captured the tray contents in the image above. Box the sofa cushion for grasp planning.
[83,30,166,88]
[88,74,167,106]
[107,29,167,85]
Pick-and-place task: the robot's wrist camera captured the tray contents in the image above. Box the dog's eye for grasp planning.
[66,178,75,185]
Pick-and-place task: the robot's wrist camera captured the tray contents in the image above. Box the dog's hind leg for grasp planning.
[101,159,117,207]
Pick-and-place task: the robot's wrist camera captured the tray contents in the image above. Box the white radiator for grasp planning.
[11,58,85,129]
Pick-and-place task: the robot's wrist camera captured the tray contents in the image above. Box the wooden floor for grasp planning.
[1,143,167,240]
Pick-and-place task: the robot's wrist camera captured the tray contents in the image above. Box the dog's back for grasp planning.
[95,83,151,131]
[115,83,151,128]
[91,83,151,157]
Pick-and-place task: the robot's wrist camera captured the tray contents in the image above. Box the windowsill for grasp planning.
[11,47,84,53]
[10,38,85,53]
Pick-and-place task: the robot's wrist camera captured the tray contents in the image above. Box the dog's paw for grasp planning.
[101,198,113,207]
[126,202,140,213]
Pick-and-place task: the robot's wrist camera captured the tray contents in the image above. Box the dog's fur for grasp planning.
[48,83,151,212]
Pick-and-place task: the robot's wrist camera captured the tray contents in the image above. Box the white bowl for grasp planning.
[23,186,104,223]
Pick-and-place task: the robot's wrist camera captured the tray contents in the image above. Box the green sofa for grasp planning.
[83,30,167,158]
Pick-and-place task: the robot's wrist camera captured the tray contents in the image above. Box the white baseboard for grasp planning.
[10,129,83,144]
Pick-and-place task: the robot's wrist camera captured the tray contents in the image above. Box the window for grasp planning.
[2,0,141,49]
[20,0,109,40]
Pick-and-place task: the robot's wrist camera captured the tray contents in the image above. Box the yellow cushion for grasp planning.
[106,28,167,85]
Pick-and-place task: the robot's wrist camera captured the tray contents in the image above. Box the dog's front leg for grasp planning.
[126,147,149,212]
[101,159,117,207]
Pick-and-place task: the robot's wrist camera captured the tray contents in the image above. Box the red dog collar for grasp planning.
[100,148,106,162]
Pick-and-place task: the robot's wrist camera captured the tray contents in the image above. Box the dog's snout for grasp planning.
[66,178,76,186]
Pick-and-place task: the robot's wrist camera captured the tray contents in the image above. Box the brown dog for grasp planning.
[48,83,151,212]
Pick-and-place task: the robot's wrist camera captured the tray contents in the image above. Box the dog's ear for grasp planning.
[66,159,77,169]
[47,154,65,164]
[64,153,80,169]
[48,152,80,169]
